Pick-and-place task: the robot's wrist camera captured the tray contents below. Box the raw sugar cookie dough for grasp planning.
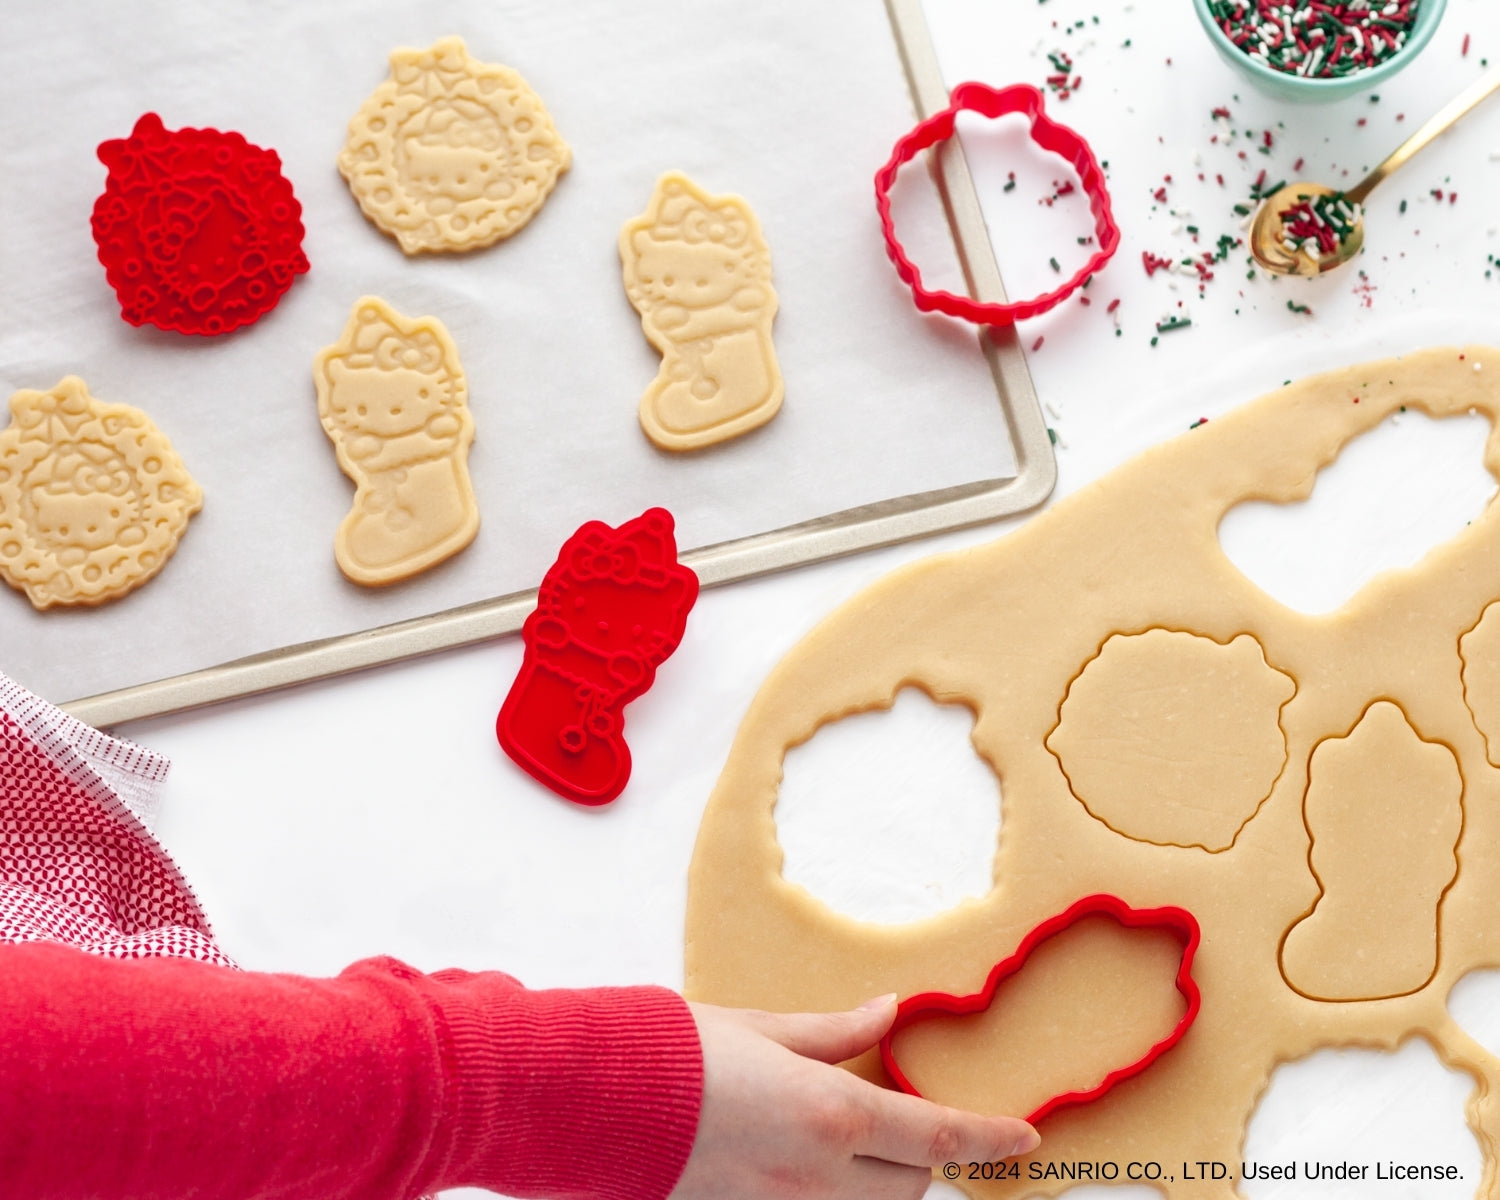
[338,37,570,255]
[621,171,783,451]
[314,297,478,586]
[0,377,202,609]
[685,347,1500,1198]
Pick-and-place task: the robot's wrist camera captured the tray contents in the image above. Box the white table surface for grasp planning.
[92,0,1500,1196]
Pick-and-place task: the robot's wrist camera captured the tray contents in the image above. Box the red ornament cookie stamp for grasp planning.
[497,508,699,806]
[91,113,309,336]
[881,894,1201,1125]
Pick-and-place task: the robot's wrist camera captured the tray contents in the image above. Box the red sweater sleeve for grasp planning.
[0,941,703,1200]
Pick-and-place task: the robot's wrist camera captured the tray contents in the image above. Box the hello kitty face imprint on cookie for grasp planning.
[0,377,202,608]
[338,37,570,255]
[314,296,479,586]
[621,171,784,452]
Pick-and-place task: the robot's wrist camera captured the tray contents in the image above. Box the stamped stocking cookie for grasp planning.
[0,377,202,608]
[497,508,699,806]
[313,297,479,586]
[338,37,571,254]
[620,172,783,451]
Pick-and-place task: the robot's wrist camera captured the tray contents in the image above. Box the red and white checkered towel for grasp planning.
[0,672,233,966]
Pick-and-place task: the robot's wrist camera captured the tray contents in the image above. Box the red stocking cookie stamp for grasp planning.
[497,508,699,806]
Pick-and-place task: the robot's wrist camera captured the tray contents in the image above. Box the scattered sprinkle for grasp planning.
[1287,299,1313,315]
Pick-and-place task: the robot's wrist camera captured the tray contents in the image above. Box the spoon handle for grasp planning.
[1346,70,1500,206]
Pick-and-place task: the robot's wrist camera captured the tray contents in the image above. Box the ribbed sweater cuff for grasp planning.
[420,977,703,1200]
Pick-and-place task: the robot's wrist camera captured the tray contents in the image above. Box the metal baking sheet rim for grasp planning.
[64,0,1056,730]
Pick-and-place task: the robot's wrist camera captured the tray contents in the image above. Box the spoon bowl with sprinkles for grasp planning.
[1250,69,1500,276]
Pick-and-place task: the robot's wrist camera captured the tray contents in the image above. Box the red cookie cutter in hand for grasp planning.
[497,507,699,806]
[91,113,310,336]
[874,82,1119,326]
[880,893,1201,1126]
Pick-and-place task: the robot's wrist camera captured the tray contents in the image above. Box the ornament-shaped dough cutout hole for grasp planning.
[774,688,1000,925]
[1240,1039,1480,1197]
[1047,629,1295,851]
[887,914,1189,1123]
[1219,410,1497,614]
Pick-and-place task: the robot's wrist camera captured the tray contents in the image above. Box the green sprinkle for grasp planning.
[1047,427,1058,445]
[1155,316,1192,333]
[1049,257,1061,272]
[1287,300,1313,315]
[1399,199,1407,213]
[1150,336,1159,347]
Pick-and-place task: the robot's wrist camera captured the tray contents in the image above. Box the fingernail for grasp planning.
[858,993,898,1011]
[1014,1126,1041,1155]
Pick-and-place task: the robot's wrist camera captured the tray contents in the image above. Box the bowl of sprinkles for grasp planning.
[1193,0,1447,101]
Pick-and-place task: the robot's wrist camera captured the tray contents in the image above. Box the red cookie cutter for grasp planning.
[880,893,1201,1126]
[91,113,310,336]
[497,507,699,806]
[874,82,1119,326]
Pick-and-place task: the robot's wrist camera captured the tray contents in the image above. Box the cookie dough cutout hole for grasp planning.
[1240,1039,1480,1198]
[1047,629,1295,851]
[1279,701,1462,1002]
[1218,409,1497,615]
[774,687,1000,925]
[887,915,1189,1123]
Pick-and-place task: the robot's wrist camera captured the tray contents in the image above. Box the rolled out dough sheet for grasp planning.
[686,346,1500,1198]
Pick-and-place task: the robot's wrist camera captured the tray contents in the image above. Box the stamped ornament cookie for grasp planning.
[621,172,783,451]
[0,377,202,608]
[314,297,478,586]
[686,346,1500,1197]
[91,113,309,336]
[338,37,571,254]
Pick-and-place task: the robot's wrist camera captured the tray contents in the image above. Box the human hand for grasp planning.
[669,996,1039,1200]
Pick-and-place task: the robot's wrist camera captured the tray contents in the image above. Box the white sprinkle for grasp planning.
[1045,400,1064,420]
[1172,221,1184,235]
[1476,362,1484,372]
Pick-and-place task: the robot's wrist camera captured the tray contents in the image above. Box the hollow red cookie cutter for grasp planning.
[874,82,1119,326]
[91,113,309,336]
[497,507,699,806]
[880,893,1201,1126]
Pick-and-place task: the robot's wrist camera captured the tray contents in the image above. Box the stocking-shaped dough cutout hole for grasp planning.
[1218,410,1496,614]
[1448,968,1500,1057]
[775,688,1000,925]
[1241,1040,1479,1197]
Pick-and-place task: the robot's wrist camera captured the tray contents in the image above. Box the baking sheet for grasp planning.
[0,0,1033,707]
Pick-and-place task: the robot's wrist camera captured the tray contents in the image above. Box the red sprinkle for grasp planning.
[1293,157,1304,172]
[1032,336,1045,351]
[1106,298,1121,313]
[1463,33,1472,57]
[1143,251,1174,277]
[1153,186,1168,203]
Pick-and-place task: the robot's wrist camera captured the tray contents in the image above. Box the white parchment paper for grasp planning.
[0,0,1015,703]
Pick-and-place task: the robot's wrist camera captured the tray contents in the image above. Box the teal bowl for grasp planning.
[1191,0,1447,102]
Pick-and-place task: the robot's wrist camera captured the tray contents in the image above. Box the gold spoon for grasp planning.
[1250,70,1500,277]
